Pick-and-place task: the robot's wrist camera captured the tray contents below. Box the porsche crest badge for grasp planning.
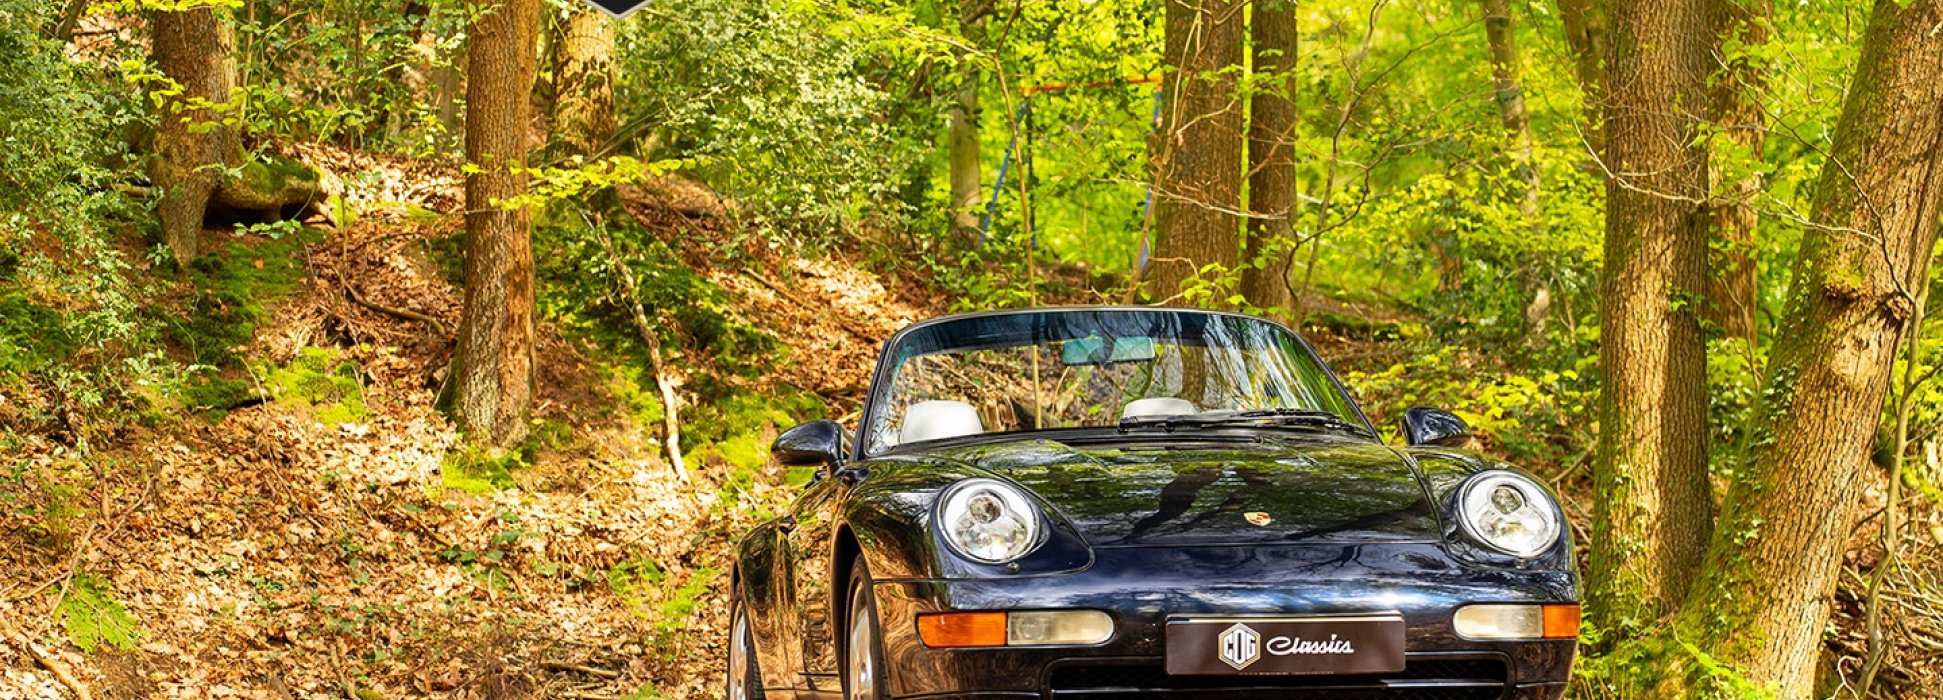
[1245,511,1273,527]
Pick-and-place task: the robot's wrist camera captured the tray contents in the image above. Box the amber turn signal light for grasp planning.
[1542,604,1581,639]
[917,612,1008,648]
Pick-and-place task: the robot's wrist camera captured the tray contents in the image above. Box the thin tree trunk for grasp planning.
[1146,0,1246,306]
[1241,0,1297,319]
[1480,0,1551,334]
[50,0,88,42]
[593,226,688,482]
[551,4,617,160]
[1671,1,1943,694]
[1702,0,1770,344]
[947,79,983,246]
[453,0,541,449]
[149,5,240,268]
[1483,0,1539,219]
[384,0,432,141]
[1588,0,1713,639]
[435,45,465,144]
[947,1,988,248]
[1553,0,1608,158]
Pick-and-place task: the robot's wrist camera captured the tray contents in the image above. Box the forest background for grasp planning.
[1,0,1941,698]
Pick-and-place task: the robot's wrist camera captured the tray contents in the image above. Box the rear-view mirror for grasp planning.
[1061,336,1157,366]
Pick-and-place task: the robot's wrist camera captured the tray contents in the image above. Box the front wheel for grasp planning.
[727,597,765,700]
[845,560,887,700]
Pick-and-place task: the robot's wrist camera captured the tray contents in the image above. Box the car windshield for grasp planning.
[860,309,1367,455]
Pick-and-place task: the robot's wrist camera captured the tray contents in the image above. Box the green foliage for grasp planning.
[1346,346,1592,465]
[230,0,469,151]
[58,574,141,654]
[618,686,665,700]
[0,0,159,422]
[619,0,929,232]
[491,156,688,211]
[261,347,368,426]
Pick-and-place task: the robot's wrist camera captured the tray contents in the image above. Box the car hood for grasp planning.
[911,437,1442,546]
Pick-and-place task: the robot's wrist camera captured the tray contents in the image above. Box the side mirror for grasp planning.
[773,420,846,467]
[1400,407,1471,448]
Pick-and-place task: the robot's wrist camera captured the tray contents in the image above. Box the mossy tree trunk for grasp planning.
[1146,0,1245,306]
[149,4,240,268]
[1702,0,1771,345]
[453,0,541,449]
[1240,0,1297,320]
[1588,0,1714,640]
[1668,0,1943,694]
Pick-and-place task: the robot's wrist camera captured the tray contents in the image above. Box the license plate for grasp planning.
[1164,615,1406,675]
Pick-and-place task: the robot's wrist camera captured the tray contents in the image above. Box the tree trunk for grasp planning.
[550,5,615,160]
[1482,0,1539,219]
[1145,0,1245,306]
[50,0,89,42]
[947,77,983,247]
[947,1,988,248]
[1480,0,1551,334]
[1672,1,1943,694]
[453,0,541,449]
[1553,0,1608,157]
[149,5,240,268]
[1588,0,1713,639]
[435,44,465,144]
[1702,0,1770,344]
[1241,0,1297,319]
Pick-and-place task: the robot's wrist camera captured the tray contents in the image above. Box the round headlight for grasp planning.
[939,479,1043,564]
[1456,471,1560,558]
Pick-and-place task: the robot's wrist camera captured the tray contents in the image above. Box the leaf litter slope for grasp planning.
[0,144,940,699]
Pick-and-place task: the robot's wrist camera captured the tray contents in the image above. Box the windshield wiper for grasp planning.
[1117,407,1373,438]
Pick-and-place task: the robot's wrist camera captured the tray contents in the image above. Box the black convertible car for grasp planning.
[728,308,1578,700]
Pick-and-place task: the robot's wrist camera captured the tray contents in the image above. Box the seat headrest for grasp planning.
[1122,397,1198,419]
[899,400,985,444]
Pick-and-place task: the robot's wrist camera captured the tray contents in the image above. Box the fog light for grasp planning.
[1454,604,1580,640]
[1007,610,1114,646]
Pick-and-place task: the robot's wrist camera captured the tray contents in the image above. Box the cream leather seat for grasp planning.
[900,400,985,444]
[1121,397,1197,419]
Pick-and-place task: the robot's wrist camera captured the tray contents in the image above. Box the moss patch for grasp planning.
[261,347,367,426]
[0,290,75,377]
[689,390,825,497]
[167,227,319,368]
[441,444,524,495]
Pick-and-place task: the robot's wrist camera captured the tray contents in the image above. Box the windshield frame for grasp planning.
[854,307,1377,459]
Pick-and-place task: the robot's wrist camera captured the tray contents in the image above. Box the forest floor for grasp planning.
[1,143,1940,699]
[0,144,945,700]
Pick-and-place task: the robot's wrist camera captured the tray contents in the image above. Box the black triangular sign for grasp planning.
[580,0,650,18]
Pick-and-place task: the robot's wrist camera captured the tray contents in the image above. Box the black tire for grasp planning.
[844,559,888,700]
[727,596,766,700]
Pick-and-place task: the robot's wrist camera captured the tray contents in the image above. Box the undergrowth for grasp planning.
[58,573,140,654]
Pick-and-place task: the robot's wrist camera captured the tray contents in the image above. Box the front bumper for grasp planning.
[871,544,1577,700]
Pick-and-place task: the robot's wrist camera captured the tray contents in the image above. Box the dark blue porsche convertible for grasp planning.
[728,307,1579,700]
